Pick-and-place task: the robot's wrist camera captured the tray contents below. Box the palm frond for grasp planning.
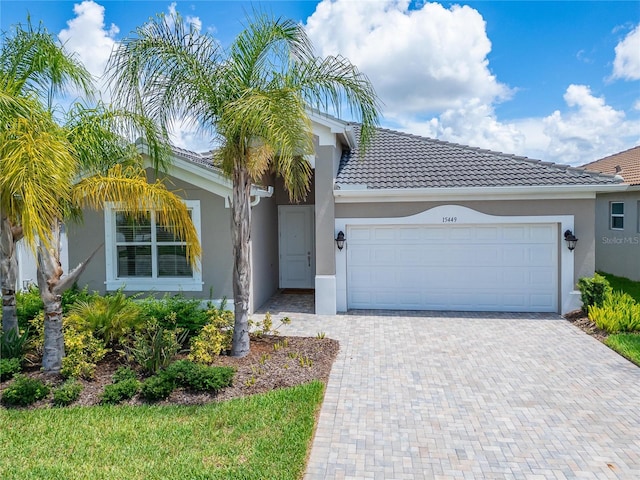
[73,165,202,265]
[0,17,92,105]
[0,111,76,249]
[64,102,171,175]
[106,12,223,138]
[293,54,381,152]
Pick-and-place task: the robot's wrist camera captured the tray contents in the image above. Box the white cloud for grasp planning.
[541,85,639,165]
[169,117,216,152]
[305,0,510,117]
[167,2,202,32]
[612,24,640,80]
[58,0,118,88]
[396,100,526,155]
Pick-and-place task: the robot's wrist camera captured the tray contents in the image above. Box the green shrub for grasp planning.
[112,366,138,384]
[0,357,22,381]
[251,312,291,337]
[1,374,50,407]
[61,284,100,313]
[0,327,30,359]
[138,293,209,336]
[61,327,109,380]
[52,379,83,407]
[66,290,143,345]
[188,308,234,363]
[166,360,234,393]
[578,273,613,312]
[589,291,640,334]
[124,319,186,374]
[140,371,175,401]
[100,378,141,405]
[16,286,43,330]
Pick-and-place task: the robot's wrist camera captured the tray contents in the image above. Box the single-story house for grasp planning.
[21,112,625,315]
[582,146,640,281]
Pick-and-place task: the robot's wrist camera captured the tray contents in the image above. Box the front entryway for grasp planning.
[278,205,315,289]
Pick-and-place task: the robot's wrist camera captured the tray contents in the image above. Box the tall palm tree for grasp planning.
[107,12,380,357]
[0,20,201,372]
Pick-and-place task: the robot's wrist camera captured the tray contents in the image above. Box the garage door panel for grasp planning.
[373,228,395,241]
[349,227,373,241]
[502,226,527,241]
[531,294,554,308]
[530,225,555,241]
[450,227,473,240]
[347,223,558,312]
[398,228,421,241]
[529,246,554,264]
[503,294,527,309]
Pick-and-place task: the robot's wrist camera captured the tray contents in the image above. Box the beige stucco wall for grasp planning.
[594,190,640,281]
[314,145,341,277]
[336,198,597,285]
[67,171,235,300]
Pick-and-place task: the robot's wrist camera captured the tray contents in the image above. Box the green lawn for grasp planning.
[605,334,640,367]
[0,381,324,480]
[598,271,640,303]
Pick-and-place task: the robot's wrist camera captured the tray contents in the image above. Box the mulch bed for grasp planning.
[1,335,339,409]
[564,309,609,342]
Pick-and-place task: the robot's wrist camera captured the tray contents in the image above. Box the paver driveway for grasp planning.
[267,303,640,479]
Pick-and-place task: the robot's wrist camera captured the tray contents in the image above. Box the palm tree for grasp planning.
[1,19,91,336]
[0,20,201,372]
[107,12,380,357]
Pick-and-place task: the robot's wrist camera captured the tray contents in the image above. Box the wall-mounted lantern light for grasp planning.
[335,231,346,251]
[564,229,578,251]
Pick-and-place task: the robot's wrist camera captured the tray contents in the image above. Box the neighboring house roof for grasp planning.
[336,125,622,189]
[581,146,640,185]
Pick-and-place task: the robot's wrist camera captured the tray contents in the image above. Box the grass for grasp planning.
[0,381,324,480]
[605,334,640,367]
[598,271,640,303]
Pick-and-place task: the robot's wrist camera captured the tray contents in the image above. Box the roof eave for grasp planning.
[334,183,628,203]
[142,152,272,201]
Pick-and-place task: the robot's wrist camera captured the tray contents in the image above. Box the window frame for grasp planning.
[610,201,625,231]
[104,200,202,291]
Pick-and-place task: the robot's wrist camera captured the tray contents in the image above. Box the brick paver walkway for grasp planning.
[258,295,640,479]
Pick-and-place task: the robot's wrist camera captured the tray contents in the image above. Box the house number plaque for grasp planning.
[442,216,457,223]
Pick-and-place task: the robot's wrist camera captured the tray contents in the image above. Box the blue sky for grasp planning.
[1,1,639,165]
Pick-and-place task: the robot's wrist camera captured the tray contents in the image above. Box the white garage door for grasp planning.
[347,223,558,312]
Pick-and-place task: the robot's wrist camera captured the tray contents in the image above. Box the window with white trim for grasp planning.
[610,202,624,230]
[104,200,202,291]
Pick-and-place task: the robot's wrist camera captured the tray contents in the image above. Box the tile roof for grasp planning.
[336,125,622,189]
[581,146,640,185]
[171,145,218,169]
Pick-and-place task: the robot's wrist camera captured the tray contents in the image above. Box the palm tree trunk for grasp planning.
[37,219,67,373]
[37,226,65,372]
[230,164,252,357]
[37,220,101,372]
[1,213,19,335]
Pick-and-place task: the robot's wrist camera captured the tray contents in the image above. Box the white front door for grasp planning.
[279,205,315,289]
